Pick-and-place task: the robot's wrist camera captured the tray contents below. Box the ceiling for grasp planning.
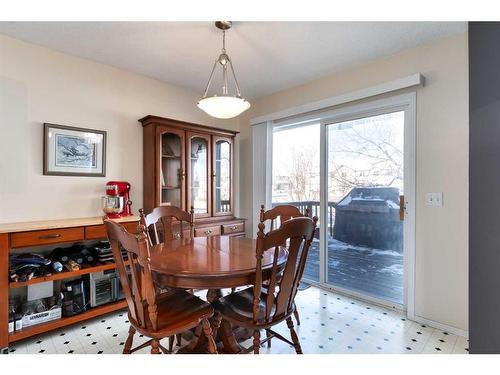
[0,22,467,99]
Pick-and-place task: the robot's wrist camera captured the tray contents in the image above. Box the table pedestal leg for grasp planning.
[218,319,244,354]
[179,288,253,354]
[206,288,223,302]
[179,289,222,353]
[183,324,206,352]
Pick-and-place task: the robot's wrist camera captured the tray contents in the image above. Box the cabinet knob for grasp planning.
[230,226,238,231]
[204,229,212,235]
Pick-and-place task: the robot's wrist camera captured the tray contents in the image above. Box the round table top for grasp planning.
[149,235,287,289]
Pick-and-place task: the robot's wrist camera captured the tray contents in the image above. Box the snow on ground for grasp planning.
[304,237,404,304]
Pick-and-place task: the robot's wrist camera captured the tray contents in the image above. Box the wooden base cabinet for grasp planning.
[0,216,139,351]
[140,115,245,236]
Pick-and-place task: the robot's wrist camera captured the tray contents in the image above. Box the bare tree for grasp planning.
[272,114,403,203]
[328,117,403,200]
[285,146,319,201]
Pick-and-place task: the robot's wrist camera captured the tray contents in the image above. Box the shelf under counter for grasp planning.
[8,300,127,342]
[9,260,130,289]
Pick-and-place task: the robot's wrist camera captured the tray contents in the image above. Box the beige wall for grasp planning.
[0,34,238,223]
[238,33,469,332]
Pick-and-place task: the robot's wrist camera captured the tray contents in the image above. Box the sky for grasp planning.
[272,111,404,202]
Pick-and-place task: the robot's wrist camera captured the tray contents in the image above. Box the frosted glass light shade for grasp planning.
[197,95,251,119]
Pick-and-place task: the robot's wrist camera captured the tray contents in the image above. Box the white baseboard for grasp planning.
[411,315,468,338]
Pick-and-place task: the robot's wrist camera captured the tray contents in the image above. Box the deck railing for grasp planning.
[271,201,337,236]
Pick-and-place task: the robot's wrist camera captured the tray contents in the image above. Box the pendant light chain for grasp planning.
[221,29,228,95]
[222,29,226,53]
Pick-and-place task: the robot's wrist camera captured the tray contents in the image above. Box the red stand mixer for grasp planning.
[102,181,133,218]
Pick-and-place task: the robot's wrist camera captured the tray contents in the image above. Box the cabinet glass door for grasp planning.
[188,135,210,215]
[160,131,184,208]
[213,138,232,215]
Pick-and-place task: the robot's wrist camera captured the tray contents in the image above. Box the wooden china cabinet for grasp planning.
[140,115,245,237]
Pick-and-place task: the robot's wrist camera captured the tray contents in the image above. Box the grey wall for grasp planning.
[469,22,500,353]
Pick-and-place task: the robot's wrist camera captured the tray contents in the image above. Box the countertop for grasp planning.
[0,215,140,234]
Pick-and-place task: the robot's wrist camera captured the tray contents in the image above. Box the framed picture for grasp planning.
[43,123,106,176]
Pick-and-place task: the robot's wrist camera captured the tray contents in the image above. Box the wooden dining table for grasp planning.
[148,235,288,353]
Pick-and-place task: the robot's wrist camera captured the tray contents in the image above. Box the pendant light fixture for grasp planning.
[197,21,250,119]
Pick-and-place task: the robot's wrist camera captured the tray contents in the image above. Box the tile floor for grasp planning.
[8,286,468,354]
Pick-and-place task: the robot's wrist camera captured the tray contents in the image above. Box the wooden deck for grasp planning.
[303,239,404,304]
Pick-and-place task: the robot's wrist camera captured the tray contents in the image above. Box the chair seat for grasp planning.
[213,287,293,328]
[130,289,214,338]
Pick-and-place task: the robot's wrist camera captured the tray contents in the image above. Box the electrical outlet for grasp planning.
[426,192,443,207]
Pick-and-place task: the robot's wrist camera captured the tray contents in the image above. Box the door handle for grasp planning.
[399,195,405,221]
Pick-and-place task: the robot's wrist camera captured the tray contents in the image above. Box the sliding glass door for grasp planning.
[269,95,414,308]
[272,122,320,282]
[325,111,405,304]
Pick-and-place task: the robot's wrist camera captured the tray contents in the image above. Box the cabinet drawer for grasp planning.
[86,221,139,240]
[11,227,84,248]
[194,225,221,237]
[151,226,192,241]
[222,222,245,235]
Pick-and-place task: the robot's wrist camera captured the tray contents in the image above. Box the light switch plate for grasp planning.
[426,192,443,207]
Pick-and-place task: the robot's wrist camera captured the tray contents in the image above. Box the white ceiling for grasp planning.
[0,22,466,99]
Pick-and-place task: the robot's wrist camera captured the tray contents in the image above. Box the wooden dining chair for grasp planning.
[139,206,196,350]
[139,206,195,245]
[105,220,218,354]
[212,216,318,354]
[260,204,311,232]
[259,204,310,326]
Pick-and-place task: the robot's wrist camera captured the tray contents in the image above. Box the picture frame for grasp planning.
[43,123,107,177]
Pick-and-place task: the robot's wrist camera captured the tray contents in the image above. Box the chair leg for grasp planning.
[266,329,272,348]
[123,325,136,354]
[151,339,161,354]
[286,317,303,354]
[175,333,182,347]
[202,319,218,354]
[253,329,261,354]
[293,308,301,325]
[168,336,174,352]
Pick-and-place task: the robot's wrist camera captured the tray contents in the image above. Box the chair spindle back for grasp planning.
[253,216,318,325]
[259,204,310,231]
[105,220,159,331]
[140,206,194,245]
